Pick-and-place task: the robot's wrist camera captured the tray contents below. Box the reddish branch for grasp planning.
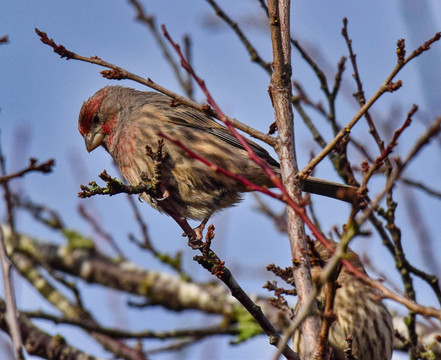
[377,105,416,164]
[35,16,441,359]
[164,8,321,358]
[35,29,75,58]
[158,132,280,199]
[161,25,395,330]
[161,24,282,188]
[160,25,334,250]
[127,0,194,98]
[34,28,274,146]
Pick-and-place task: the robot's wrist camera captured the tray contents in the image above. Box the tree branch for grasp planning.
[267,1,320,359]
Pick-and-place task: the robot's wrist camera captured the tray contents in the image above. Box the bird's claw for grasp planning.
[156,189,170,201]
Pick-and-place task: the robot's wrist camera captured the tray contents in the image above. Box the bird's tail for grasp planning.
[302,176,359,204]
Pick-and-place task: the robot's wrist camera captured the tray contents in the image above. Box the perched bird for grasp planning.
[78,86,392,357]
[78,86,357,228]
[293,241,394,360]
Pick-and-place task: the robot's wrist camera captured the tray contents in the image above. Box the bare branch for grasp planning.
[126,0,194,98]
[34,28,275,146]
[0,158,55,184]
[205,0,272,73]
[25,310,238,339]
[299,31,441,178]
[267,0,322,359]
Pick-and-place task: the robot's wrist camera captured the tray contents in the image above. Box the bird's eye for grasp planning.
[92,113,100,125]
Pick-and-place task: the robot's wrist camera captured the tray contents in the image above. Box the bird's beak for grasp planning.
[84,132,106,152]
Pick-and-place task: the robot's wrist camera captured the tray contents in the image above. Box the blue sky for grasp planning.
[1,1,441,359]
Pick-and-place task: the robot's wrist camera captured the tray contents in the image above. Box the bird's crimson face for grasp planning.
[78,88,107,137]
[78,88,112,152]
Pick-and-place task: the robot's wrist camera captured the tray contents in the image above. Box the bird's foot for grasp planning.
[182,217,210,249]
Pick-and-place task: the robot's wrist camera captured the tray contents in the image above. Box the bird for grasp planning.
[78,86,393,358]
[78,86,357,231]
[293,240,394,360]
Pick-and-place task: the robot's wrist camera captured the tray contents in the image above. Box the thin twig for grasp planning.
[299,31,441,178]
[205,0,272,73]
[315,273,339,359]
[12,195,63,229]
[145,338,203,355]
[78,204,125,258]
[342,18,385,153]
[401,178,441,199]
[0,158,54,184]
[25,311,238,339]
[0,135,17,234]
[126,195,190,281]
[361,105,417,188]
[35,28,275,146]
[194,226,299,359]
[126,0,194,98]
[161,24,441,324]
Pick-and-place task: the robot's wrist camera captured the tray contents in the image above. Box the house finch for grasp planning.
[293,241,394,360]
[78,86,357,228]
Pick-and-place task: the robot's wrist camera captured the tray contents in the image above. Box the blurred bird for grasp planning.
[293,241,394,360]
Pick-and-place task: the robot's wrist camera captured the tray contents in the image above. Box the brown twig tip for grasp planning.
[418,32,441,53]
[0,35,8,44]
[78,170,155,198]
[100,69,126,80]
[161,24,195,76]
[397,38,406,63]
[386,80,402,92]
[35,28,75,59]
[205,224,215,243]
[341,17,348,37]
[0,158,55,184]
[375,104,417,166]
[29,158,55,173]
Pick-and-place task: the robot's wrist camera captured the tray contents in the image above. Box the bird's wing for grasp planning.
[163,104,279,168]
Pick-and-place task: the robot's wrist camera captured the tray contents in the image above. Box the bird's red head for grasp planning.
[78,87,108,137]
